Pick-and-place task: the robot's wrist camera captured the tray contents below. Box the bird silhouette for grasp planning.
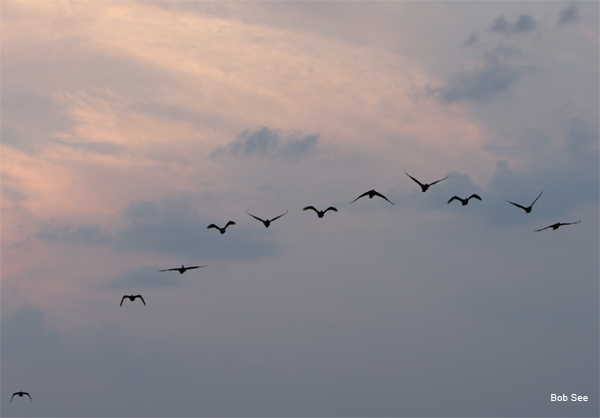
[351,189,394,204]
[120,295,145,306]
[535,221,581,232]
[11,392,32,403]
[207,221,236,234]
[303,206,338,218]
[159,265,206,274]
[448,194,482,206]
[246,211,288,228]
[506,191,543,213]
[404,171,449,192]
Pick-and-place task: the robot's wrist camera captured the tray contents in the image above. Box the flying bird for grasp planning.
[448,194,482,206]
[404,171,449,192]
[506,191,543,213]
[120,295,146,306]
[245,211,288,228]
[159,265,206,274]
[207,221,236,234]
[303,206,338,218]
[10,392,32,403]
[535,221,581,232]
[351,189,394,204]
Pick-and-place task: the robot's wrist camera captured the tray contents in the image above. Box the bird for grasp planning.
[535,221,581,232]
[10,392,32,403]
[506,191,543,213]
[303,206,338,218]
[448,194,482,205]
[159,265,206,274]
[120,295,145,306]
[351,189,394,204]
[245,211,288,228]
[207,221,236,234]
[404,171,449,192]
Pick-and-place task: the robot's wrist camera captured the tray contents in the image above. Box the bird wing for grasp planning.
[373,190,394,204]
[534,225,552,232]
[207,224,219,230]
[404,171,424,187]
[270,210,289,222]
[469,194,482,201]
[10,393,16,402]
[24,393,32,402]
[186,265,206,270]
[506,200,527,210]
[447,196,459,204]
[225,221,236,228]
[563,220,581,226]
[136,295,146,305]
[303,206,318,213]
[120,296,126,306]
[351,191,370,203]
[429,175,449,186]
[158,268,178,272]
[246,211,265,222]
[530,191,543,206]
[324,206,338,213]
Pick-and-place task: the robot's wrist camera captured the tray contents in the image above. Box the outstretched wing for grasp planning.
[506,200,527,210]
[534,225,552,232]
[120,296,127,306]
[246,211,265,223]
[187,265,207,270]
[224,221,236,228]
[270,210,289,222]
[25,393,32,402]
[429,175,449,186]
[351,191,370,203]
[303,206,318,213]
[10,393,16,403]
[562,220,581,226]
[135,295,146,305]
[447,196,459,204]
[530,191,543,207]
[158,268,178,272]
[372,191,394,204]
[404,171,424,187]
[207,224,219,230]
[468,194,482,201]
[324,206,338,213]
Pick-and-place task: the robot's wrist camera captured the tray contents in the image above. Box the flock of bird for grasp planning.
[9,170,581,404]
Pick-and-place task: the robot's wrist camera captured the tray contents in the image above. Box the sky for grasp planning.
[1,1,598,417]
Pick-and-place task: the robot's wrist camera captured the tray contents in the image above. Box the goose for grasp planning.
[351,189,394,204]
[120,295,145,306]
[404,171,449,192]
[506,191,543,213]
[448,194,482,205]
[246,211,288,228]
[11,392,32,403]
[303,206,337,218]
[207,221,236,234]
[535,221,581,232]
[159,265,206,274]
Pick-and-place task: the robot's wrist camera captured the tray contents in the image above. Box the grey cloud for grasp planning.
[438,62,528,104]
[1,304,62,360]
[462,31,480,47]
[557,2,580,26]
[434,44,531,104]
[101,266,182,289]
[489,14,537,36]
[38,222,112,246]
[38,194,278,260]
[213,126,321,161]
